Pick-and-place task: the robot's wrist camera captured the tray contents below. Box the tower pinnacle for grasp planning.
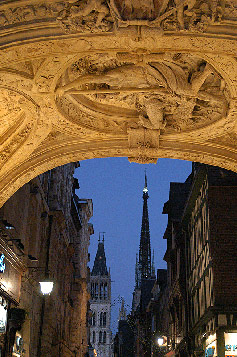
[139,172,152,280]
[92,235,108,276]
[143,170,148,194]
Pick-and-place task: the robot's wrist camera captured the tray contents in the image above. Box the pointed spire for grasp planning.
[139,171,151,280]
[92,235,108,276]
[143,169,148,195]
[135,253,141,288]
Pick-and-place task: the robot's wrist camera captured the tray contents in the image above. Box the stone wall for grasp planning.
[0,163,93,356]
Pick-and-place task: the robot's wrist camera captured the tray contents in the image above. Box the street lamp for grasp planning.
[157,337,164,346]
[39,280,54,295]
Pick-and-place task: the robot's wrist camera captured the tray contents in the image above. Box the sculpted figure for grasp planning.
[56,58,226,132]
[56,63,166,95]
[121,0,155,19]
[56,57,214,97]
[60,0,110,27]
[174,0,196,29]
[138,98,166,130]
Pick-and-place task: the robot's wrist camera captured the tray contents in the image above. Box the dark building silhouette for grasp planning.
[132,173,156,357]
[162,164,237,357]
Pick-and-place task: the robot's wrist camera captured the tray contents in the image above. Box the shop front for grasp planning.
[204,331,237,357]
[224,332,237,357]
[0,236,25,356]
[205,334,217,357]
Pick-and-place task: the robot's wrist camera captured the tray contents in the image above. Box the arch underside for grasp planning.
[0,0,237,205]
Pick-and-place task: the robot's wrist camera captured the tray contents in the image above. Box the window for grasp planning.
[100,283,104,299]
[103,331,106,344]
[103,312,106,326]
[99,331,102,344]
[104,283,108,299]
[91,311,96,326]
[100,312,106,326]
[91,283,98,300]
[95,283,98,299]
[92,331,95,343]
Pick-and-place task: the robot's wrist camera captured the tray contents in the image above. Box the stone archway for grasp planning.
[0,0,237,206]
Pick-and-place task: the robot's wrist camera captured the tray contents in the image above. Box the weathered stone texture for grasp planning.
[0,163,93,356]
[0,0,236,206]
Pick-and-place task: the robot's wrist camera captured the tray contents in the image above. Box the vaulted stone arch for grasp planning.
[0,0,237,205]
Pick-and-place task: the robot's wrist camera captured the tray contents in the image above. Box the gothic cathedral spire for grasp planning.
[139,171,152,280]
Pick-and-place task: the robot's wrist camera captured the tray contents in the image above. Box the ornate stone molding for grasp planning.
[0,0,236,41]
[0,0,236,206]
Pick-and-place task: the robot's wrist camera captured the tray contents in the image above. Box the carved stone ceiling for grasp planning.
[0,0,237,205]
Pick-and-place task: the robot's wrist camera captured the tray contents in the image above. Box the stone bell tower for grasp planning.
[89,234,112,357]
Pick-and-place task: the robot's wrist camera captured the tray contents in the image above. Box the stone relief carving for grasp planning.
[54,52,230,163]
[0,2,66,27]
[160,0,225,32]
[55,52,229,133]
[0,79,50,174]
[0,0,235,37]
[55,0,228,34]
[57,0,113,33]
[224,0,237,19]
[0,2,236,204]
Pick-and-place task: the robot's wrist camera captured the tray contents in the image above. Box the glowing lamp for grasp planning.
[157,337,164,346]
[39,281,54,295]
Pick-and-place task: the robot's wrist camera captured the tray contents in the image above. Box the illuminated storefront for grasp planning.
[0,236,25,356]
[204,332,237,357]
[205,334,217,357]
[225,333,237,357]
[12,332,24,357]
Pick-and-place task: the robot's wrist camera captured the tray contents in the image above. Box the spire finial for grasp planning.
[143,170,148,194]
[99,232,105,243]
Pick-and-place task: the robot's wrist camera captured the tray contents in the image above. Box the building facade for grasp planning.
[0,163,93,356]
[89,236,112,357]
[162,164,237,357]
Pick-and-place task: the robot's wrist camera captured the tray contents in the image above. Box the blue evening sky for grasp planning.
[75,157,192,333]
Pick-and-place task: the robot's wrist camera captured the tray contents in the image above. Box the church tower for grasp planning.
[132,172,155,312]
[89,234,112,357]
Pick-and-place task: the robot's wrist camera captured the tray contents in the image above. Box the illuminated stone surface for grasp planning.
[0,0,237,206]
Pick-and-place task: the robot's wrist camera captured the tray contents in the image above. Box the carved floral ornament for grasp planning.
[0,0,235,36]
[55,0,229,35]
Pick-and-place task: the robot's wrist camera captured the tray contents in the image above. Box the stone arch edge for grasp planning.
[0,141,236,208]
